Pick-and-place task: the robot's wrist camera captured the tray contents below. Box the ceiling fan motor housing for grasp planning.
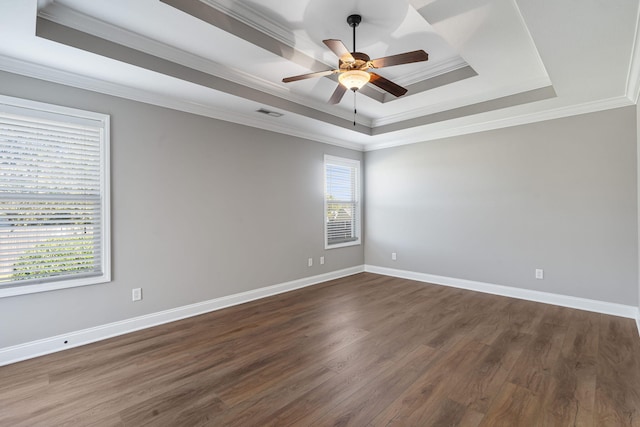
[339,52,371,71]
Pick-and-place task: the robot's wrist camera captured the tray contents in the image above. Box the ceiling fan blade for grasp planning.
[323,39,355,63]
[369,73,408,97]
[370,50,429,69]
[282,70,336,83]
[328,84,348,104]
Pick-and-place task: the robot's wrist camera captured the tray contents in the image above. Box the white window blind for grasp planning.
[324,155,360,248]
[0,96,110,297]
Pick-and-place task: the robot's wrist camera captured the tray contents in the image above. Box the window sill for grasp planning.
[325,239,361,250]
[0,274,111,298]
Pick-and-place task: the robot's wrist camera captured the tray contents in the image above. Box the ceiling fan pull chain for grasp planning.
[353,90,357,126]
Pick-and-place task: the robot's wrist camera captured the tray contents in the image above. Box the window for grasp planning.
[324,155,360,249]
[0,95,110,297]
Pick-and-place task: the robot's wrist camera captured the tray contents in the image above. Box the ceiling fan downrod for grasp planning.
[347,14,361,53]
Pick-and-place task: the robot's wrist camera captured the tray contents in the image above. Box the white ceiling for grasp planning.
[0,0,639,150]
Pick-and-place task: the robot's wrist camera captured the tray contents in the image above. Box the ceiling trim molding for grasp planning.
[0,54,365,151]
[625,3,640,103]
[393,56,469,87]
[383,66,477,104]
[199,0,298,50]
[372,76,553,127]
[373,85,557,134]
[363,96,634,151]
[38,4,287,92]
[159,0,328,73]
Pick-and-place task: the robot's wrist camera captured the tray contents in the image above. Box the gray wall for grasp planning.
[0,71,363,348]
[365,106,639,305]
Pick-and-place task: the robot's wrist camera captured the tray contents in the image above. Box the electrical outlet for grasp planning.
[535,269,544,280]
[132,288,142,301]
[320,256,325,265]
[391,252,397,261]
[308,258,313,267]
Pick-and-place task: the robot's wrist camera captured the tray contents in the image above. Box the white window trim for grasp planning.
[0,94,111,298]
[324,154,361,250]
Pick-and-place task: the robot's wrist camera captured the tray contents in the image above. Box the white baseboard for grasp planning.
[637,308,640,337]
[0,266,364,367]
[364,265,638,320]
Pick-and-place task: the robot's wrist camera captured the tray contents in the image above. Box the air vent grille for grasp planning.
[256,108,283,117]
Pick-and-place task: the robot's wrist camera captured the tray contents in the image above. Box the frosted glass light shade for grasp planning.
[338,70,370,90]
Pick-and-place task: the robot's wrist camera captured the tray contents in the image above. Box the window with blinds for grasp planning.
[324,155,360,249]
[0,96,110,297]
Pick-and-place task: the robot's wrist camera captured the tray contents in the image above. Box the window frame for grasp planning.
[324,154,361,250]
[0,95,111,298]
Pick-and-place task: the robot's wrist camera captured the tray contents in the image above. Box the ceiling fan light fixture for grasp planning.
[338,70,370,91]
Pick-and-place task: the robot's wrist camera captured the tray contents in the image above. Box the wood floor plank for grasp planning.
[457,407,487,427]
[594,315,640,426]
[479,381,542,427]
[308,344,438,426]
[0,272,638,426]
[448,329,531,414]
[369,337,490,425]
[118,380,227,426]
[215,326,369,406]
[204,365,337,426]
[257,344,417,426]
[539,309,600,426]
[507,319,567,393]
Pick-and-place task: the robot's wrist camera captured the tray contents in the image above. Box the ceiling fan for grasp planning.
[282,14,429,105]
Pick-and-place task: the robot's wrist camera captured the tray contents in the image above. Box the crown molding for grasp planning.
[372,76,553,127]
[392,56,469,87]
[0,55,364,151]
[364,96,633,151]
[39,3,283,92]
[199,0,299,50]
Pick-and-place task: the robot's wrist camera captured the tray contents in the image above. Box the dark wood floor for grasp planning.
[1,273,640,426]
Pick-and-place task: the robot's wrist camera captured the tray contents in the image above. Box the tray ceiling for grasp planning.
[0,0,638,150]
